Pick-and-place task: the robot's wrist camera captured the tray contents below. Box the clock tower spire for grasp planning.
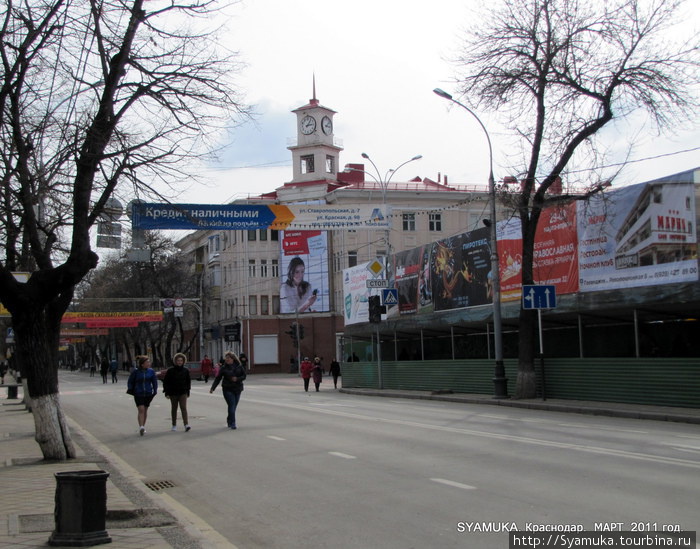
[288,79,342,184]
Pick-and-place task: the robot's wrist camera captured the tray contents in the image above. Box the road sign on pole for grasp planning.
[522,285,557,310]
[382,288,398,306]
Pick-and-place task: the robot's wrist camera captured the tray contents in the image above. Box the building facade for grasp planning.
[176,92,496,371]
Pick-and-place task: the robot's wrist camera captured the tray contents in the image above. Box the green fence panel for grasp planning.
[342,358,699,408]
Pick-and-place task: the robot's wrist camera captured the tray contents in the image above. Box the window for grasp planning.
[259,229,268,241]
[208,235,220,253]
[260,295,269,315]
[301,155,315,174]
[260,259,268,278]
[209,265,221,286]
[271,230,279,241]
[248,259,256,277]
[271,259,279,278]
[402,213,416,231]
[272,295,280,314]
[248,295,257,315]
[326,155,335,174]
[429,213,442,232]
[247,229,257,241]
[348,250,358,268]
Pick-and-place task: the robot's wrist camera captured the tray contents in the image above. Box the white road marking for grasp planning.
[671,445,700,454]
[245,397,700,470]
[481,414,647,434]
[267,435,286,441]
[480,414,550,423]
[430,478,477,490]
[329,452,356,460]
[557,423,648,434]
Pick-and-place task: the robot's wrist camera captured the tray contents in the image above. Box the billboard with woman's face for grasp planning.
[279,230,330,313]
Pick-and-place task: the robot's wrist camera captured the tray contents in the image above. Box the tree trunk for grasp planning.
[32,393,76,460]
[13,304,76,460]
[515,307,538,398]
[515,204,541,399]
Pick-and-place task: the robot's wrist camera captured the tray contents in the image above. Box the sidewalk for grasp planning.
[339,387,700,424]
[0,379,231,549]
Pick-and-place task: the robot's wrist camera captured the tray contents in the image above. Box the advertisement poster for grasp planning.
[279,230,330,313]
[393,247,424,315]
[497,219,525,302]
[342,263,371,325]
[499,203,579,301]
[577,181,698,291]
[430,228,492,312]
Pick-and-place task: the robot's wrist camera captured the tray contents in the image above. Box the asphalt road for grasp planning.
[59,370,700,549]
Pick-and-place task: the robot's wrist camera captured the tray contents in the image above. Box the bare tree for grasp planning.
[76,231,199,367]
[450,0,699,397]
[0,0,247,458]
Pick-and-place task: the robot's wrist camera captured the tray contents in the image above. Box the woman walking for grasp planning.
[311,356,323,392]
[210,351,247,429]
[163,353,191,432]
[300,357,313,392]
[127,356,158,436]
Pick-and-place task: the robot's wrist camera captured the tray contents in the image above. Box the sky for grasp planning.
[176,0,700,205]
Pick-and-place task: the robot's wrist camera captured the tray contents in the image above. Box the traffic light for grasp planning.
[298,324,305,340]
[285,323,299,347]
[368,295,385,323]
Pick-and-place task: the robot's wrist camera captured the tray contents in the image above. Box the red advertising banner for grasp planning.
[499,203,579,301]
[84,320,140,328]
[60,329,109,336]
[62,311,163,324]
[281,230,322,256]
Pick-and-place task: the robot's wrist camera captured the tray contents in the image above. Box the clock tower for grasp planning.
[288,79,342,184]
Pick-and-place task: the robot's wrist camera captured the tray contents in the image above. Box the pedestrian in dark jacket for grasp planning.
[100,357,109,384]
[311,356,323,392]
[329,358,341,389]
[110,358,119,383]
[127,356,158,436]
[210,351,247,429]
[163,353,192,432]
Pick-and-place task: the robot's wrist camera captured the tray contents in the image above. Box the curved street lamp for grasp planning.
[360,153,423,204]
[350,153,422,389]
[433,88,509,399]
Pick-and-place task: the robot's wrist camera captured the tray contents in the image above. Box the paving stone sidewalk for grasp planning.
[0,381,224,549]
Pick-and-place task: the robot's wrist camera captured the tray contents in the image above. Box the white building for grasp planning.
[177,91,495,371]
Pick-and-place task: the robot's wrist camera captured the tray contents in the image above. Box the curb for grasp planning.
[339,389,700,425]
[67,415,237,549]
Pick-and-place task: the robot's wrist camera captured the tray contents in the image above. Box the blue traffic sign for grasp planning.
[522,285,557,309]
[382,288,399,306]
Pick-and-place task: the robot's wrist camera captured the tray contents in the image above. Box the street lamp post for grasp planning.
[349,153,422,390]
[433,88,509,399]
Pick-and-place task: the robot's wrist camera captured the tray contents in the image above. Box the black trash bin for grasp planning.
[48,470,112,546]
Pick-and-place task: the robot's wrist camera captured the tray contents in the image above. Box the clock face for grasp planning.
[300,115,316,135]
[322,116,333,135]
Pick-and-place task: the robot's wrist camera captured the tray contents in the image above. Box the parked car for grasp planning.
[156,361,203,381]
